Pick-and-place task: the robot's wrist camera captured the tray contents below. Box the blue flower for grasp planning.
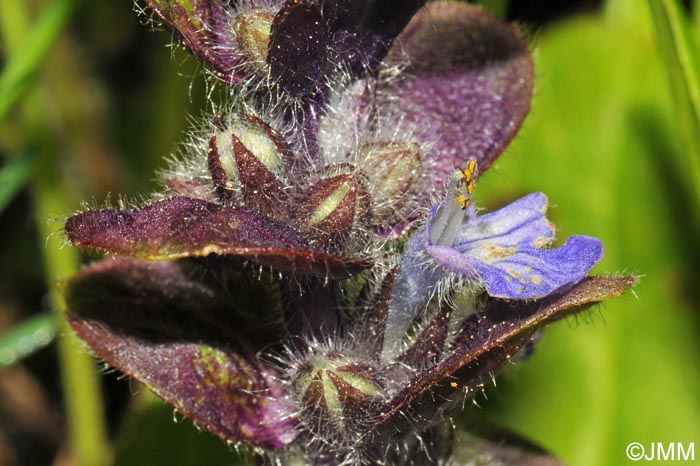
[383,164,603,354]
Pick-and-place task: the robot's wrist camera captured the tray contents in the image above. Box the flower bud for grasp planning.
[358,142,421,224]
[232,9,275,74]
[208,115,289,218]
[294,355,383,432]
[297,172,370,250]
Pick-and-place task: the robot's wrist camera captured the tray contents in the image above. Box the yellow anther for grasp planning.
[456,159,477,210]
[465,179,475,196]
[450,381,459,388]
[462,159,476,181]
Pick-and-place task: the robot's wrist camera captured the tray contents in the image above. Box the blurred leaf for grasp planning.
[0,0,81,122]
[0,313,55,367]
[605,0,651,29]
[648,0,700,211]
[473,12,700,466]
[114,396,254,466]
[475,0,508,19]
[0,147,36,213]
[1,1,110,464]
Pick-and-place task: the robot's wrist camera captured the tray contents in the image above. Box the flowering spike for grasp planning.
[62,3,638,464]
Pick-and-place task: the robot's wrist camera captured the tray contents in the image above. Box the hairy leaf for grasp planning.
[380,2,533,189]
[371,276,637,433]
[268,0,426,97]
[65,257,297,449]
[65,197,371,277]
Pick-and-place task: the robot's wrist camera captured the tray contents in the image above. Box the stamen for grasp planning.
[459,158,477,209]
[462,159,477,194]
[430,159,477,246]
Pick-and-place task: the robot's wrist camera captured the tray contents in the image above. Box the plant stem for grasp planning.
[0,1,111,465]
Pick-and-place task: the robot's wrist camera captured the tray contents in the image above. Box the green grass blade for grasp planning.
[1,1,110,465]
[649,0,700,211]
[0,313,56,367]
[0,0,81,122]
[0,147,37,213]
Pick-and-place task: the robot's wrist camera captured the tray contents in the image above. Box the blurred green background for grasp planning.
[0,1,697,466]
